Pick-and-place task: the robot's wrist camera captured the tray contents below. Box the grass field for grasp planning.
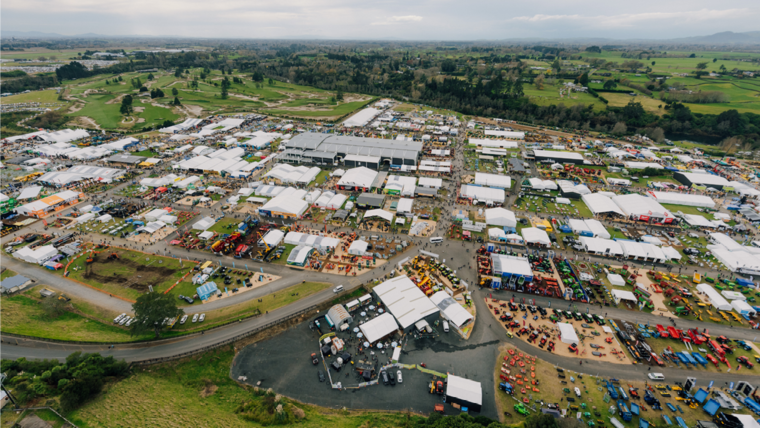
[61,248,197,301]
[523,83,606,110]
[264,99,373,119]
[0,285,151,342]
[1,89,66,104]
[67,346,425,428]
[1,268,17,280]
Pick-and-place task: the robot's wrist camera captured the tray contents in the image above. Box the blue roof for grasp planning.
[196,282,218,296]
[0,275,31,290]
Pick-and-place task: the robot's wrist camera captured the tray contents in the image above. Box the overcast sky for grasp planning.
[3,0,759,40]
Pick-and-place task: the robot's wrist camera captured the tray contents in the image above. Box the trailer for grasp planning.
[691,352,708,368]
[617,400,632,422]
[703,399,720,416]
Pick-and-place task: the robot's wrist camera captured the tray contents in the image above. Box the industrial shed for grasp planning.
[356,193,385,209]
[286,245,314,267]
[579,237,623,256]
[326,304,354,330]
[337,167,378,192]
[372,275,440,333]
[446,375,483,413]
[359,312,399,344]
[611,194,674,222]
[696,283,732,311]
[521,227,551,246]
[344,154,381,169]
[533,150,585,165]
[284,232,340,250]
[474,173,511,189]
[674,172,730,190]
[490,254,533,282]
[582,193,625,217]
[459,185,504,205]
[484,208,516,228]
[649,191,715,208]
[429,291,473,330]
[285,133,421,166]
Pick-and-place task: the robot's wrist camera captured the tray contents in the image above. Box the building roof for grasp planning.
[649,191,715,208]
[0,275,31,291]
[484,207,516,227]
[582,193,625,216]
[338,167,378,189]
[459,185,504,204]
[106,154,146,164]
[287,245,313,264]
[286,132,421,161]
[484,130,524,139]
[521,227,551,245]
[490,254,532,277]
[373,275,439,330]
[429,291,473,328]
[446,374,482,406]
[677,172,730,187]
[357,193,386,205]
[612,194,672,218]
[359,312,399,343]
[365,209,394,222]
[534,150,584,161]
[474,173,511,188]
[343,107,381,127]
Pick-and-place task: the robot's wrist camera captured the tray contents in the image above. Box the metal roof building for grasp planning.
[285,133,421,166]
[372,275,439,333]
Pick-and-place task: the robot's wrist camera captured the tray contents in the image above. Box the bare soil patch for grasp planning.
[68,103,84,113]
[105,93,128,105]
[133,106,145,113]
[83,252,179,292]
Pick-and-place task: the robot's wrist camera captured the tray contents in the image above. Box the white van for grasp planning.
[647,373,665,381]
[430,237,443,244]
[333,285,344,293]
[443,320,450,333]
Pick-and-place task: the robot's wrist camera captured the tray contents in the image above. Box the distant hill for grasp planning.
[671,31,760,44]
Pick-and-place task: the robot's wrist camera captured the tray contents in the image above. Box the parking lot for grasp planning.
[231,310,501,419]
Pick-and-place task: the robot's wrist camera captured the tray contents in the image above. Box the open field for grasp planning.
[1,89,66,104]
[68,346,427,428]
[523,83,606,110]
[263,99,374,119]
[0,285,150,342]
[60,248,197,301]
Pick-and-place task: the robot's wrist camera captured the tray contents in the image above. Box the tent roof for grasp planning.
[446,374,482,406]
[521,227,551,245]
[373,275,439,329]
[485,207,516,227]
[365,209,393,222]
[429,291,473,328]
[359,312,399,343]
[612,289,637,302]
[582,193,625,216]
[558,322,579,345]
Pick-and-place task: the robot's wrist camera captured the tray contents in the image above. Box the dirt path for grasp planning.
[105,94,127,105]
[67,103,84,113]
[77,116,101,130]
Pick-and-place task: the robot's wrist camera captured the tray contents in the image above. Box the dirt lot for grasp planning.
[485,298,631,365]
[83,251,180,292]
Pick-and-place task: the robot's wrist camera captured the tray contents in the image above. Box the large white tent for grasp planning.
[521,227,551,246]
[611,194,673,220]
[649,191,715,208]
[459,185,505,204]
[485,208,516,228]
[364,209,393,223]
[359,312,399,343]
[612,289,637,304]
[607,274,626,286]
[557,322,579,345]
[732,300,756,315]
[582,193,625,216]
[474,173,511,189]
[579,237,624,256]
[429,291,474,329]
[696,283,732,311]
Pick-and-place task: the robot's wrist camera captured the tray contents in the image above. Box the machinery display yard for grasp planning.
[486,298,631,365]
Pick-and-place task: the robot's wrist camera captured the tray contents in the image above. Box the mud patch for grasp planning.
[83,252,179,292]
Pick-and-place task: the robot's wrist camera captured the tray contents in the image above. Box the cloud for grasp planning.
[392,15,422,22]
[372,14,423,25]
[510,9,749,27]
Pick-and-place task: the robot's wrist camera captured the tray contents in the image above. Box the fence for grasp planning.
[129,305,318,366]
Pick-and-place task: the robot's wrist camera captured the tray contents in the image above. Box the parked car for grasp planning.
[199,313,206,322]
[192,314,199,323]
[180,314,188,324]
[397,370,403,383]
[381,370,389,385]
[311,353,319,365]
[318,371,325,382]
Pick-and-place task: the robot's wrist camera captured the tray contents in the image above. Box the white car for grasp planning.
[114,313,126,324]
[180,314,188,324]
[648,373,665,381]
[192,314,199,323]
[119,316,130,326]
[397,370,403,383]
[125,318,134,327]
[574,387,581,397]
[199,313,206,322]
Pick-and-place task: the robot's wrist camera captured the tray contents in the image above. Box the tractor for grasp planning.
[107,253,120,260]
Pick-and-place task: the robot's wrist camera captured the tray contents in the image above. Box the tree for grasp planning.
[651,61,656,66]
[147,73,154,80]
[534,74,545,90]
[174,68,183,78]
[139,86,148,92]
[220,77,231,100]
[696,62,708,71]
[172,87,178,96]
[579,72,589,87]
[252,71,264,82]
[621,60,644,71]
[526,413,561,428]
[42,297,67,318]
[612,121,628,135]
[441,59,456,72]
[649,127,665,143]
[551,59,561,73]
[130,292,183,338]
[150,88,164,98]
[585,46,601,54]
[120,94,133,115]
[713,58,718,63]
[268,77,274,86]
[336,87,344,101]
[173,96,181,106]
[603,80,617,90]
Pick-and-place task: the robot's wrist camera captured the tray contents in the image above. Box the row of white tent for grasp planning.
[578,236,682,262]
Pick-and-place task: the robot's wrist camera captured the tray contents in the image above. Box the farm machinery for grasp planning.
[211,232,243,255]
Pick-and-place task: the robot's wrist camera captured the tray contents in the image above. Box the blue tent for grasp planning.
[196,282,219,301]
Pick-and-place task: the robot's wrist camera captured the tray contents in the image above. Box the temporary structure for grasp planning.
[607,274,625,286]
[521,227,551,246]
[696,283,732,311]
[557,322,579,345]
[485,208,516,227]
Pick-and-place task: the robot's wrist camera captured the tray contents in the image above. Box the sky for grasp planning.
[3,0,759,40]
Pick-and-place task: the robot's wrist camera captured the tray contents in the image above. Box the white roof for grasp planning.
[284,231,340,250]
[418,177,442,188]
[259,229,285,247]
[682,214,719,228]
[661,246,682,260]
[373,275,439,330]
[649,191,715,208]
[469,138,518,148]
[198,231,214,239]
[696,283,732,311]
[343,107,381,127]
[348,240,369,255]
[608,274,625,286]
[101,137,138,151]
[488,228,507,240]
[192,217,216,230]
[397,198,414,214]
[618,240,666,260]
[474,173,511,188]
[584,219,610,239]
[612,194,672,218]
[534,149,584,161]
[711,247,760,273]
[484,130,524,139]
[521,227,551,245]
[17,186,43,200]
[459,185,504,204]
[14,245,58,264]
[731,300,756,315]
[624,161,663,170]
[429,291,473,328]
[612,289,637,302]
[446,374,482,407]
[491,254,532,276]
[579,237,624,255]
[326,193,347,210]
[558,322,579,345]
[337,167,378,189]
[365,209,394,222]
[359,312,399,343]
[582,193,625,216]
[485,207,516,227]
[680,172,730,187]
[722,290,745,301]
[710,233,745,252]
[287,245,313,265]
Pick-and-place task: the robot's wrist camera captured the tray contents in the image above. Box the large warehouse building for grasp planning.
[674,172,731,190]
[283,133,421,168]
[372,275,439,333]
[533,150,585,165]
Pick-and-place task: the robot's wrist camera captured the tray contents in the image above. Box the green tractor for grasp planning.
[514,403,530,416]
